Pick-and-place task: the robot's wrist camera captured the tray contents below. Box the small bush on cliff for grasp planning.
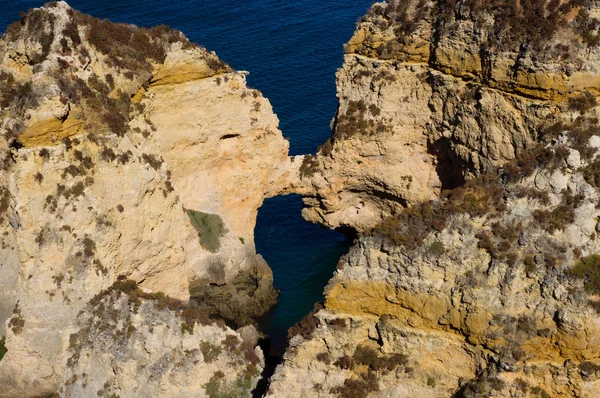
[334,100,390,139]
[569,91,598,114]
[455,374,506,397]
[222,334,240,352]
[317,352,332,365]
[141,153,162,170]
[581,159,600,190]
[0,189,10,216]
[331,372,379,398]
[299,155,320,178]
[186,210,227,253]
[204,370,255,398]
[568,254,600,295]
[373,173,504,250]
[8,303,24,335]
[200,341,222,364]
[352,346,409,373]
[72,11,191,74]
[5,8,56,64]
[288,302,323,339]
[579,361,600,376]
[530,386,552,398]
[0,336,7,361]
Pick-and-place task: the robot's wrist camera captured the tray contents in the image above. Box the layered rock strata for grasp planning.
[301,0,600,232]
[271,1,600,397]
[0,2,297,396]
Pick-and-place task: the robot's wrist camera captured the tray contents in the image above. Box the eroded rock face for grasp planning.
[271,1,600,397]
[0,2,297,396]
[61,281,264,398]
[301,0,600,232]
[273,130,600,397]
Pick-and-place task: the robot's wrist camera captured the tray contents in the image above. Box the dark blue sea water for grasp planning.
[0,0,370,353]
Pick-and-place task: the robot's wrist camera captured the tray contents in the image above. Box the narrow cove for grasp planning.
[255,196,351,351]
[253,195,351,394]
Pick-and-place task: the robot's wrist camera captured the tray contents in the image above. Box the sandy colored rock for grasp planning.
[301,0,600,232]
[0,2,299,396]
[271,2,600,397]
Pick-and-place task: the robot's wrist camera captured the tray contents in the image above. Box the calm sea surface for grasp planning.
[0,0,371,352]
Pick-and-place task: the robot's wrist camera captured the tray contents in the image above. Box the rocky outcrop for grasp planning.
[273,117,600,398]
[0,2,298,396]
[271,1,600,397]
[61,280,264,398]
[301,0,600,232]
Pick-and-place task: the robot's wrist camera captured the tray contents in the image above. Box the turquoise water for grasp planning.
[0,0,371,352]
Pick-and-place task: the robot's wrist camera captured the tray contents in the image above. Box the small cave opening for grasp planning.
[219,133,241,140]
[252,194,351,395]
[429,137,469,190]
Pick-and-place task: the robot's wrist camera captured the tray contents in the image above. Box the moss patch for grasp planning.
[186,210,227,253]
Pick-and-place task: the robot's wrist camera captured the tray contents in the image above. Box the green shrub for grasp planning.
[204,370,254,398]
[200,341,222,364]
[568,254,600,294]
[0,336,7,361]
[204,371,225,398]
[186,210,227,253]
[429,241,445,256]
[426,375,436,387]
[524,255,536,274]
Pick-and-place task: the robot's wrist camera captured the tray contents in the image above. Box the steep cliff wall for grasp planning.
[302,0,600,232]
[271,1,600,397]
[0,2,298,396]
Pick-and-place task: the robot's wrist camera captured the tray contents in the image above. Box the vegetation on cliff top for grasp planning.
[356,0,596,60]
[1,2,228,141]
[372,107,598,248]
[68,278,220,368]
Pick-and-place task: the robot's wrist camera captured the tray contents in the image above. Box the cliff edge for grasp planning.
[0,2,298,396]
[301,0,600,232]
[271,1,600,397]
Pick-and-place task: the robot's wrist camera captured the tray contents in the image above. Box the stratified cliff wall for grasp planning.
[270,1,600,397]
[301,0,600,232]
[0,2,298,396]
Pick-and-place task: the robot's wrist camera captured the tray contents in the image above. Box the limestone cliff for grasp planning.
[301,0,600,232]
[0,2,297,396]
[271,1,600,397]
